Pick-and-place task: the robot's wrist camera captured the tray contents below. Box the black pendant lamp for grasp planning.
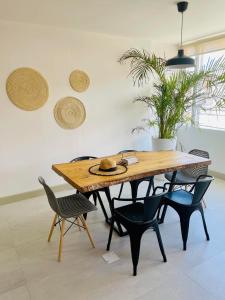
[166,1,195,69]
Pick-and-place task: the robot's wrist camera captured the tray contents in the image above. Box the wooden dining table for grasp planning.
[52,150,211,236]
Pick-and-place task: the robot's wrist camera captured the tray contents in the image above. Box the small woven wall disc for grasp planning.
[6,67,49,111]
[54,97,86,129]
[69,70,90,92]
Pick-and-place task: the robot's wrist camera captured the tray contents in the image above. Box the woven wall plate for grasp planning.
[6,67,49,111]
[69,70,90,92]
[54,97,86,129]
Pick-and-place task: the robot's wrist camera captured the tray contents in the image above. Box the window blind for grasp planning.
[183,34,225,56]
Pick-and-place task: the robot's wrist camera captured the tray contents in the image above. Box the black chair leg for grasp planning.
[154,223,167,262]
[146,178,154,197]
[107,218,114,250]
[159,204,168,224]
[199,206,210,240]
[118,183,124,198]
[130,181,139,203]
[179,214,191,251]
[103,188,125,236]
[157,204,162,221]
[93,193,97,206]
[96,192,109,222]
[129,231,143,276]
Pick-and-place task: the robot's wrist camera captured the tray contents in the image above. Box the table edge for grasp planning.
[52,159,211,193]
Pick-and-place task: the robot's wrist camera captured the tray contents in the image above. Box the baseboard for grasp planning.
[1,170,224,206]
[0,183,73,206]
[208,169,225,181]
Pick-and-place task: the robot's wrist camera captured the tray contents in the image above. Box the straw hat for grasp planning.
[54,97,86,129]
[6,67,48,111]
[99,159,117,172]
[69,70,90,92]
[89,159,127,176]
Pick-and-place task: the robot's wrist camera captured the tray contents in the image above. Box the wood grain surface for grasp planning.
[52,151,211,193]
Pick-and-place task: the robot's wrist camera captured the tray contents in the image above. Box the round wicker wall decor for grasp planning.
[6,67,49,111]
[69,70,90,92]
[54,97,86,129]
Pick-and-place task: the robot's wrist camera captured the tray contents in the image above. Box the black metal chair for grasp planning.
[70,156,111,223]
[158,175,213,251]
[164,149,210,208]
[38,177,97,262]
[117,150,154,199]
[165,149,210,184]
[106,191,167,276]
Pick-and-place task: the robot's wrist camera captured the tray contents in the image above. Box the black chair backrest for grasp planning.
[192,175,213,205]
[38,177,60,214]
[118,150,136,154]
[144,193,166,222]
[184,149,209,178]
[70,156,97,163]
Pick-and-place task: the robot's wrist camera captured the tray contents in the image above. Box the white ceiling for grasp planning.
[0,0,225,43]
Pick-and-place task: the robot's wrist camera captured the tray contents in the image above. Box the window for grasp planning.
[195,49,225,130]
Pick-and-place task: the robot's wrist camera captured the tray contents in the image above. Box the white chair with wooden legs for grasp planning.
[39,177,97,262]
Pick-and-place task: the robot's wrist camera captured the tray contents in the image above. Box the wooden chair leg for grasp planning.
[58,219,65,262]
[48,213,58,242]
[79,216,95,248]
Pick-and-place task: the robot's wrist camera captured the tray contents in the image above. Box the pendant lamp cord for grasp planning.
[180,12,183,48]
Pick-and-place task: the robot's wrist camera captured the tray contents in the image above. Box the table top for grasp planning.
[52,151,211,193]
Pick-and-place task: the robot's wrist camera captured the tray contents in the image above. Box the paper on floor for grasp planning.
[102,251,120,263]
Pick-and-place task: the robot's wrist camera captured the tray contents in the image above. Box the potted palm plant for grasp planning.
[119,49,225,150]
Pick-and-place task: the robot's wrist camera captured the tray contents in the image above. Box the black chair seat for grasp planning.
[165,190,193,206]
[58,193,97,218]
[116,202,145,222]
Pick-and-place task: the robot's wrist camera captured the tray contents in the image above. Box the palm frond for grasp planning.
[119,48,166,86]
[120,49,225,138]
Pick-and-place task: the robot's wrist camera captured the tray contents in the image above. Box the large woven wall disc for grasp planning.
[6,68,49,111]
[69,70,90,92]
[54,97,86,129]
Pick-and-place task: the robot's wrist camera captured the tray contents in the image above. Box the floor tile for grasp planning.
[0,286,30,300]
[187,250,225,299]
[0,178,225,299]
[0,248,26,295]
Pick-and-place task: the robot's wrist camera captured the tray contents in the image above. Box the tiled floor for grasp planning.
[0,178,225,300]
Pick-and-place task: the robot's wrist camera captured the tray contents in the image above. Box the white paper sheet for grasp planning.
[102,251,120,264]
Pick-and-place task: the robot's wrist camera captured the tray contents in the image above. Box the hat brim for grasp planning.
[89,164,127,176]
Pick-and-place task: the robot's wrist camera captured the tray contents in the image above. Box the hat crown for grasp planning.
[100,158,116,170]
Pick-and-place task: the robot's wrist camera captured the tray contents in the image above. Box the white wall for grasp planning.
[0,20,175,197]
[178,126,225,174]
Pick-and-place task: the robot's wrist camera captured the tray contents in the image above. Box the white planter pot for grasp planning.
[152,137,177,151]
